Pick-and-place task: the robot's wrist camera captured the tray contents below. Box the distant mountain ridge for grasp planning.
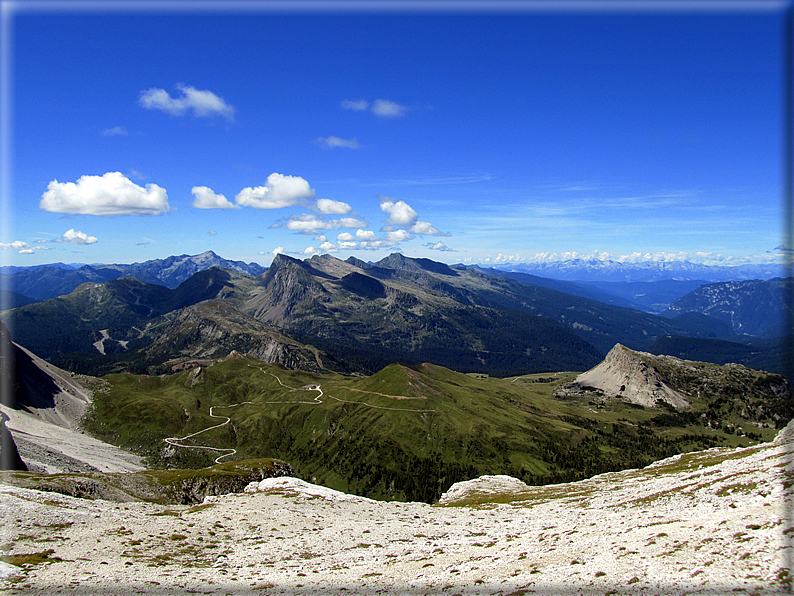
[494,259,786,283]
[662,277,793,338]
[1,251,265,301]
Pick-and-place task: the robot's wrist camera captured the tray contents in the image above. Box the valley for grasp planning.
[75,346,791,503]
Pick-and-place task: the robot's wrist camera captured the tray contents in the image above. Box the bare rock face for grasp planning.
[556,343,691,409]
[555,343,792,426]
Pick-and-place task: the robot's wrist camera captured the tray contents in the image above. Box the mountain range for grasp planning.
[1,251,790,382]
[0,250,265,302]
[2,251,763,379]
[662,277,792,338]
[494,258,786,283]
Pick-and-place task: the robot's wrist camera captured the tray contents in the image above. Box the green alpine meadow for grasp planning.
[81,348,791,503]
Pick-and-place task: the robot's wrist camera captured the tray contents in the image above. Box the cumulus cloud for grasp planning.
[378,195,448,238]
[274,214,368,234]
[318,241,337,251]
[236,173,316,209]
[139,84,234,120]
[101,126,128,136]
[379,196,418,227]
[7,242,49,254]
[192,186,236,209]
[355,229,379,241]
[0,241,30,250]
[40,172,171,216]
[410,221,450,236]
[301,246,320,256]
[385,229,413,243]
[272,246,285,256]
[341,98,407,117]
[333,229,406,251]
[424,241,455,252]
[371,99,408,117]
[53,229,98,245]
[315,198,352,215]
[314,136,362,149]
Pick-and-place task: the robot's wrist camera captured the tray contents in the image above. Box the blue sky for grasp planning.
[1,1,790,268]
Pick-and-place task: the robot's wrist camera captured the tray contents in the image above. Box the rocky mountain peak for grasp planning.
[375,253,459,276]
[556,343,691,409]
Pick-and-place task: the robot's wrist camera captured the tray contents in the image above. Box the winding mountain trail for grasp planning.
[163,403,254,464]
[164,366,436,462]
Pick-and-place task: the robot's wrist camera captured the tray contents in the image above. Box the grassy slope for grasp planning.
[81,353,785,503]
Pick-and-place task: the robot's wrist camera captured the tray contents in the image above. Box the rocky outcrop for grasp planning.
[556,343,691,409]
[163,460,295,504]
[555,343,793,426]
[1,458,295,505]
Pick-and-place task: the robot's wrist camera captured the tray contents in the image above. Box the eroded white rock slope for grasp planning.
[1,423,792,595]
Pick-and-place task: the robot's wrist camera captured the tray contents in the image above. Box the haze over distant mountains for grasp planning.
[493,258,786,283]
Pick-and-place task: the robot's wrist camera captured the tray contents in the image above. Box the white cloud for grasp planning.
[301,246,320,256]
[208,230,218,236]
[379,196,418,227]
[236,173,316,209]
[318,241,337,251]
[276,214,368,234]
[285,216,330,232]
[272,246,285,256]
[341,99,369,111]
[424,241,454,252]
[40,172,171,216]
[0,240,29,250]
[371,99,408,117]
[101,126,128,136]
[13,244,49,254]
[359,240,391,250]
[192,186,236,209]
[374,195,449,242]
[315,136,362,149]
[355,229,378,241]
[385,229,413,243]
[341,229,410,251]
[342,98,407,117]
[410,220,449,236]
[139,84,234,120]
[54,229,98,245]
[315,198,352,215]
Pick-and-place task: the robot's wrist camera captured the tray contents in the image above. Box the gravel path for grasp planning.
[1,426,791,595]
